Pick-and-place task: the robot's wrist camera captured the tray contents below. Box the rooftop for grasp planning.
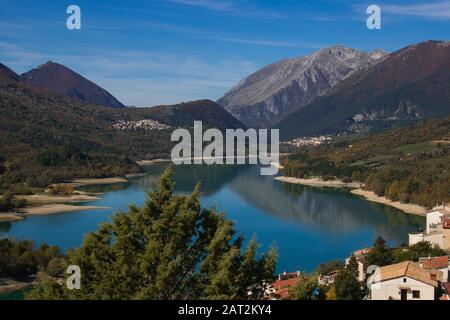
[372,261,443,287]
[272,277,299,290]
[271,277,299,299]
[419,256,449,270]
[353,247,372,256]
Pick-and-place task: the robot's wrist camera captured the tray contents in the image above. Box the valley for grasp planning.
[0,39,449,301]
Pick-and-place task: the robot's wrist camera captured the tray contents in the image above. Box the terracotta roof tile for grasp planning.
[271,277,299,299]
[374,261,442,287]
[419,256,449,270]
[353,247,372,256]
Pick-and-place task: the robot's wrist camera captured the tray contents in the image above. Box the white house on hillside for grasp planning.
[409,205,450,250]
[368,261,443,300]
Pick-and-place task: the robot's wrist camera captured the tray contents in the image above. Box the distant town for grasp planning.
[283,136,333,147]
[113,119,171,131]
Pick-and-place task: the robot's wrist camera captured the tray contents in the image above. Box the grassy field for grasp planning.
[395,142,435,155]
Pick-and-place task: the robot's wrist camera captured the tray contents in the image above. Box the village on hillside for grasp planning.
[264,204,450,300]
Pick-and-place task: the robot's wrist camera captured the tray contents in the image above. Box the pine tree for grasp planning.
[27,168,277,300]
[366,237,393,267]
[334,256,362,300]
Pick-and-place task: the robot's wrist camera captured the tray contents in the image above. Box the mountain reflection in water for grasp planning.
[0,163,423,272]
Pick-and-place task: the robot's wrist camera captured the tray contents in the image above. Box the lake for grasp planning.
[0,163,424,272]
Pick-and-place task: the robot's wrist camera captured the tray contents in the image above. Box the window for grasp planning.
[413,290,420,299]
[403,278,407,283]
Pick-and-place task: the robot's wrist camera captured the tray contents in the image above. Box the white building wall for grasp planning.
[438,267,449,283]
[409,233,424,246]
[426,211,444,233]
[423,233,443,247]
[370,277,436,300]
[409,232,443,247]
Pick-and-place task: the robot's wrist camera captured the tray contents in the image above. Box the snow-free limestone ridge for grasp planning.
[218,46,387,128]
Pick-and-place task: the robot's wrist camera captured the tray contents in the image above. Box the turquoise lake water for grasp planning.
[0,164,424,272]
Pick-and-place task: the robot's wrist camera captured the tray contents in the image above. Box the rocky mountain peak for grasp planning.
[218,46,382,128]
[369,49,388,60]
[21,61,125,108]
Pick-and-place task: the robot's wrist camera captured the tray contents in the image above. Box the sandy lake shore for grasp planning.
[20,193,100,203]
[0,213,25,222]
[274,175,428,215]
[350,189,427,216]
[25,204,108,216]
[137,159,171,165]
[274,176,361,189]
[0,277,36,294]
[0,176,133,223]
[0,204,108,222]
[70,177,128,186]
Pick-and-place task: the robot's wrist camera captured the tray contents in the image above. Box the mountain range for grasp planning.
[276,40,450,139]
[0,61,244,183]
[218,46,387,128]
[1,39,450,172]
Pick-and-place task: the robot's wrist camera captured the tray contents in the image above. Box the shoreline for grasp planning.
[274,176,361,189]
[137,159,171,165]
[0,204,109,222]
[0,213,25,222]
[19,193,100,203]
[67,177,129,187]
[0,278,35,295]
[274,175,428,215]
[0,176,139,224]
[24,204,109,216]
[350,189,427,216]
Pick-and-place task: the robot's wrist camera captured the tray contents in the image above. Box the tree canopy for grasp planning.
[333,256,362,300]
[27,168,277,300]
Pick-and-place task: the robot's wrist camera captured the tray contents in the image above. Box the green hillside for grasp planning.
[0,63,243,191]
[276,41,450,139]
[282,117,450,207]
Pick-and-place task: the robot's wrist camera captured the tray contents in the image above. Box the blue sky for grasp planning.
[1,0,449,106]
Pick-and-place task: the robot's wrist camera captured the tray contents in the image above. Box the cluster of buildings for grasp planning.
[112,119,171,131]
[272,205,450,300]
[283,136,332,147]
[345,247,450,300]
[265,271,302,299]
[369,256,449,300]
[366,204,450,300]
[409,205,450,250]
[343,205,450,300]
[317,250,450,301]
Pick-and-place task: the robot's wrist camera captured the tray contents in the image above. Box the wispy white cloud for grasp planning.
[84,19,321,49]
[204,35,323,49]
[167,0,284,18]
[169,0,235,11]
[383,1,450,19]
[0,42,257,106]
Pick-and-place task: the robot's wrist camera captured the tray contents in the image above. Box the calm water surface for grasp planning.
[0,164,423,272]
